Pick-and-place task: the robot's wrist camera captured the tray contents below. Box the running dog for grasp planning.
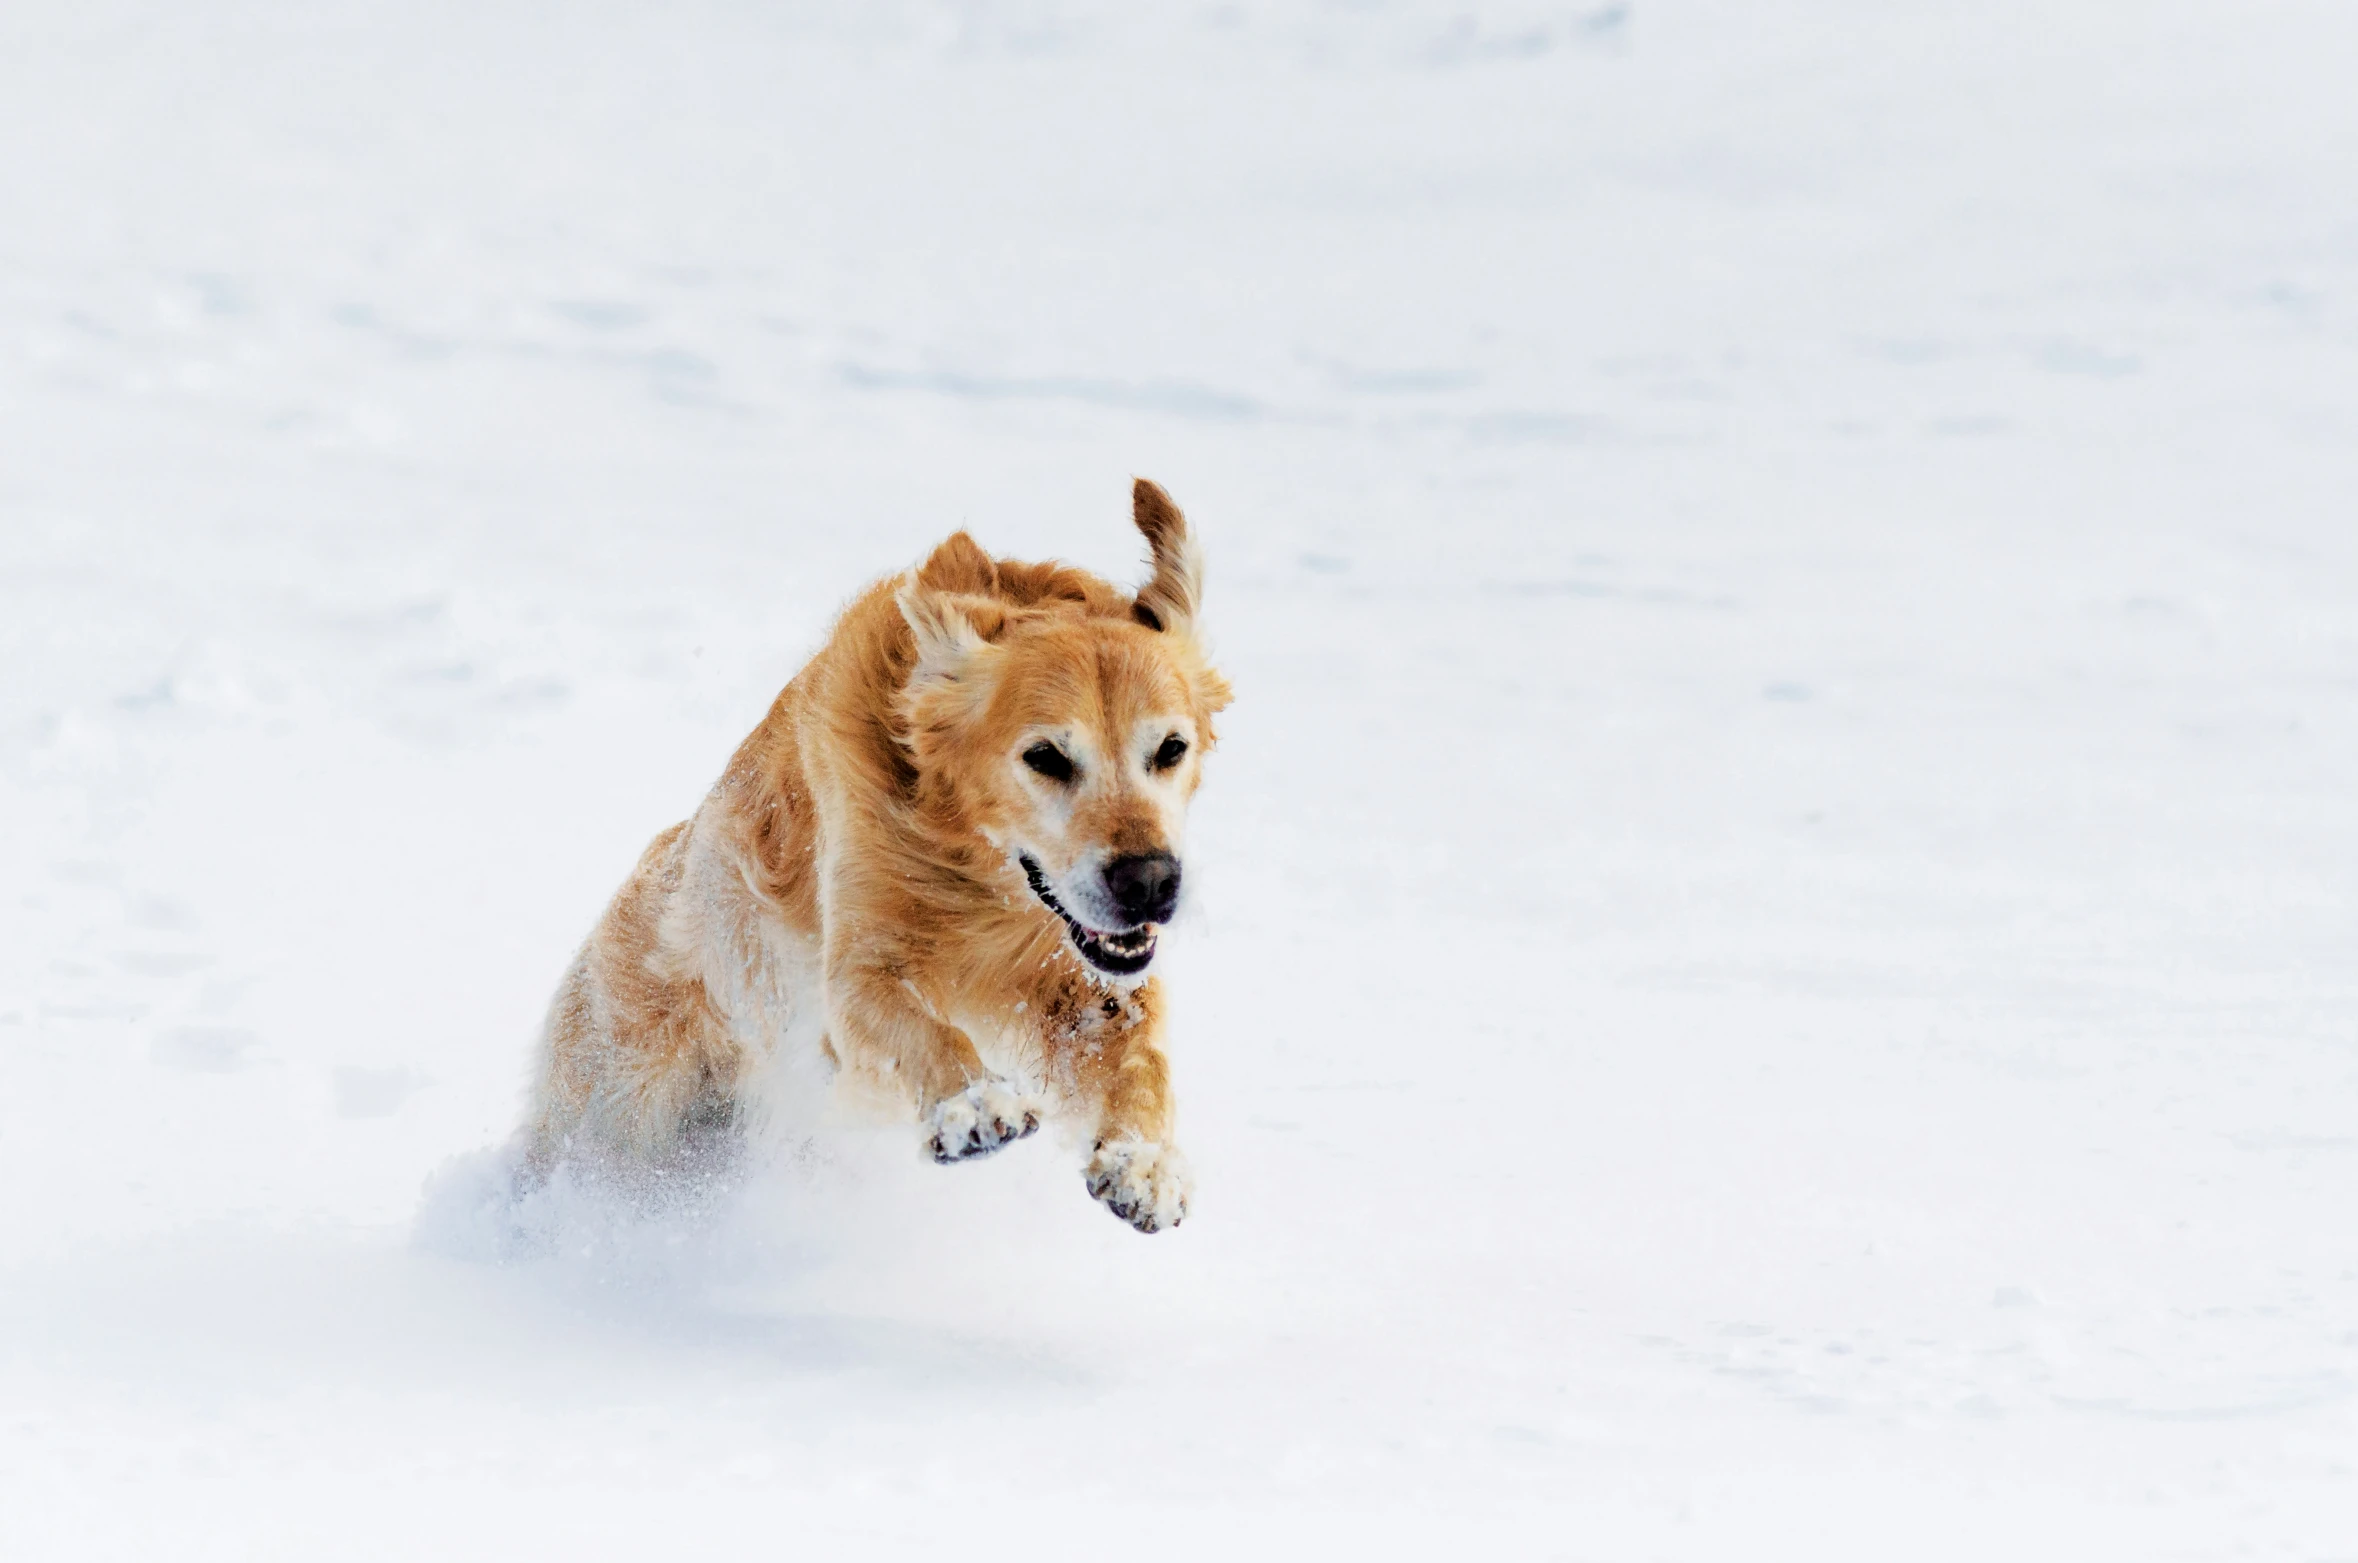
[521,480,1230,1232]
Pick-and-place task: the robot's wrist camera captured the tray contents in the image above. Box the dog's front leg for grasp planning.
[1068,994,1192,1234]
[826,957,1042,1164]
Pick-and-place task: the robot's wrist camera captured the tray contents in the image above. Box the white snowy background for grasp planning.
[4,1,2356,1555]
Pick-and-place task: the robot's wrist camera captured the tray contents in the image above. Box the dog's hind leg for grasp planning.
[520,819,748,1174]
[519,945,599,1183]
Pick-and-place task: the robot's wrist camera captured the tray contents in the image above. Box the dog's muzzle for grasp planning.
[1020,855,1161,976]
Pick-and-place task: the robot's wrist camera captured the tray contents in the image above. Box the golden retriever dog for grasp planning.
[520,480,1230,1232]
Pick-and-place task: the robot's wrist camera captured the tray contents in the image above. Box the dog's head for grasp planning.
[895,479,1232,980]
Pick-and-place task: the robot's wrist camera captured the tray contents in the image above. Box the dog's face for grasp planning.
[897,482,1231,979]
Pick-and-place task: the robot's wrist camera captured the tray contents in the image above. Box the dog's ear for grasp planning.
[916,530,999,595]
[1131,478,1203,635]
[1196,663,1235,717]
[895,575,1005,691]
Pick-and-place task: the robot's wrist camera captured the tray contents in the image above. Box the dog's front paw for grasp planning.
[1084,1138,1191,1233]
[926,1079,1042,1164]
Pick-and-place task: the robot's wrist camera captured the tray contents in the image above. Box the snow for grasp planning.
[4,0,2357,1554]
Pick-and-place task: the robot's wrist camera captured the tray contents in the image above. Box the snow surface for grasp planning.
[4,1,2357,1555]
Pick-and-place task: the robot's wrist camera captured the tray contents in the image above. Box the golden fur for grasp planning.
[522,480,1231,1231]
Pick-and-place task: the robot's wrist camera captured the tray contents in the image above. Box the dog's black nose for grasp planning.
[1103,853,1181,925]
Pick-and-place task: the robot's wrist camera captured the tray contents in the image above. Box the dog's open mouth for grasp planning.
[1019,855,1159,976]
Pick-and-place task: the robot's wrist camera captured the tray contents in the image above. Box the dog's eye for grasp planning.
[1022,742,1076,783]
[1151,734,1189,771]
